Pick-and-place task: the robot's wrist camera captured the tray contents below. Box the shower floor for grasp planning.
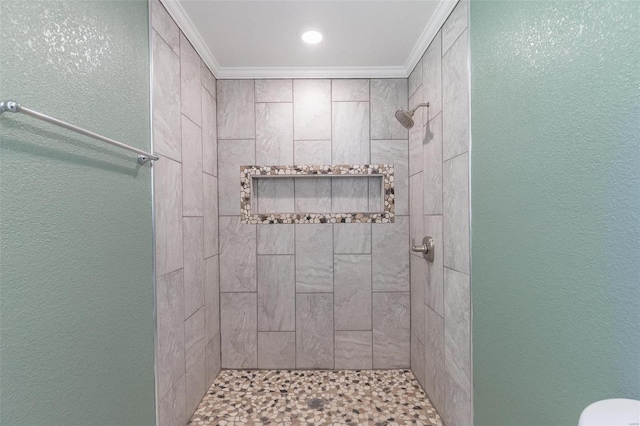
[188,369,443,425]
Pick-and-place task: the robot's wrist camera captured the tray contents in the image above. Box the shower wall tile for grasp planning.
[203,174,218,258]
[334,255,372,331]
[150,0,179,55]
[425,306,445,411]
[205,333,221,388]
[255,79,292,103]
[295,178,332,213]
[424,215,444,316]
[331,178,369,213]
[154,156,183,277]
[333,223,371,254]
[181,115,203,216]
[220,293,258,368]
[218,139,255,215]
[202,89,217,177]
[257,224,295,254]
[335,331,373,369]
[422,31,442,120]
[410,173,424,252]
[185,307,205,418]
[410,255,426,342]
[256,179,294,214]
[257,255,295,332]
[158,376,185,426]
[444,268,471,398]
[296,293,334,369]
[411,334,426,389]
[156,270,185,401]
[371,79,408,140]
[368,178,383,212]
[258,332,296,369]
[180,33,201,126]
[372,292,410,368]
[423,113,443,214]
[204,255,220,343]
[152,31,181,162]
[332,101,370,164]
[370,140,409,216]
[408,58,423,98]
[408,89,425,176]
[442,0,468,55]
[183,217,204,319]
[256,102,293,164]
[219,216,256,292]
[201,62,216,99]
[217,80,255,139]
[372,216,410,291]
[293,79,331,140]
[442,30,469,161]
[294,140,331,164]
[295,224,333,292]
[332,79,370,102]
[443,373,472,426]
[443,152,470,274]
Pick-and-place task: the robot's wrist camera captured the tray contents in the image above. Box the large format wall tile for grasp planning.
[443,373,472,426]
[422,31,442,120]
[371,79,408,140]
[217,80,255,139]
[372,292,410,368]
[185,307,205,418]
[219,216,256,292]
[257,224,295,254]
[180,33,201,126]
[443,152,469,274]
[255,79,292,103]
[424,215,444,316]
[408,58,423,99]
[408,89,425,176]
[256,102,293,164]
[150,0,179,55]
[221,293,257,368]
[158,376,185,426]
[332,102,370,164]
[334,255,372,331]
[152,31,181,162]
[295,178,332,213]
[218,139,255,215]
[202,89,217,177]
[154,156,183,277]
[201,62,216,99]
[295,224,333,292]
[372,216,410,291]
[442,30,469,160]
[181,115,203,216]
[294,140,331,164]
[183,217,204,319]
[156,270,185,401]
[442,0,468,55]
[425,306,445,411]
[258,255,295,331]
[256,179,294,214]
[444,268,471,398]
[411,334,426,389]
[370,140,409,216]
[423,113,443,215]
[296,293,334,368]
[410,173,424,251]
[410,255,426,342]
[334,223,371,254]
[293,79,331,140]
[332,79,369,101]
[205,333,221,388]
[203,174,218,259]
[204,256,220,343]
[258,332,296,369]
[335,331,373,369]
[331,178,369,213]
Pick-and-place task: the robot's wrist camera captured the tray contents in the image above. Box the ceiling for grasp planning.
[162,0,458,79]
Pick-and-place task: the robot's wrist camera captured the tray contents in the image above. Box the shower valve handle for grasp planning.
[412,236,435,262]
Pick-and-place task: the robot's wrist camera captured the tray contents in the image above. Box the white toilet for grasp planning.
[579,399,640,426]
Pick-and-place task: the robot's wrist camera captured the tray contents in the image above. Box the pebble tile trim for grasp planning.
[240,165,395,224]
[189,369,443,425]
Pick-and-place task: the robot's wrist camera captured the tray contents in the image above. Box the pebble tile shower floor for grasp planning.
[188,369,443,425]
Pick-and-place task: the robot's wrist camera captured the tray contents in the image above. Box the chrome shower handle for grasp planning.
[412,236,435,262]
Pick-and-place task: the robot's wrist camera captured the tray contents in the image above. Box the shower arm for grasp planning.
[410,103,430,114]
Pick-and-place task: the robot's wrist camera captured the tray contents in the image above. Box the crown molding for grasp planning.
[403,0,459,76]
[214,66,407,80]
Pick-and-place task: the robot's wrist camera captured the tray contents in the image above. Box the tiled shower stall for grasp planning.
[151,0,471,424]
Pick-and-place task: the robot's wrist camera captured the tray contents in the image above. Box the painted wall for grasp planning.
[470,1,640,425]
[216,78,411,370]
[150,0,221,424]
[408,1,473,425]
[0,1,155,424]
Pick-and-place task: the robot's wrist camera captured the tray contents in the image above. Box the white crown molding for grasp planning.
[214,66,407,80]
[403,0,459,76]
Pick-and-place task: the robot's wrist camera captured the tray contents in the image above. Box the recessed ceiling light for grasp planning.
[301,30,323,44]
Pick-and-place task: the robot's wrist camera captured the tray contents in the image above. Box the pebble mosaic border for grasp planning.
[240,164,395,224]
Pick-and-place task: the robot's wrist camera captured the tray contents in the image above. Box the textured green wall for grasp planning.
[0,1,155,424]
[470,1,640,425]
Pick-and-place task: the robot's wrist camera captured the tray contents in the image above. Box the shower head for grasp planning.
[394,102,430,129]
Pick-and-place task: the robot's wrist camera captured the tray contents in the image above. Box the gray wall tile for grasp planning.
[220,293,257,368]
[255,79,292,103]
[295,178,332,213]
[408,89,425,176]
[422,31,442,120]
[257,224,295,254]
[180,34,201,126]
[294,140,331,164]
[408,58,423,99]
[185,307,205,418]
[332,79,370,102]
[157,375,185,426]
[442,0,468,55]
[334,255,372,331]
[410,255,426,342]
[332,102,370,164]
[219,216,256,292]
[425,307,445,411]
[201,61,216,99]
[293,79,331,140]
[370,140,409,216]
[371,79,408,140]
[203,174,218,258]
[296,293,334,369]
[295,224,333,292]
[424,215,444,316]
[202,89,217,177]
[181,115,203,216]
[372,292,410,368]
[442,30,469,160]
[150,0,179,55]
[443,153,469,274]
[183,217,204,319]
[411,334,426,389]
[443,373,472,426]
[217,80,255,139]
[335,331,373,369]
[423,113,443,214]
[410,173,424,251]
[218,139,255,215]
[205,333,221,388]
[372,216,410,291]
[154,156,183,277]
[256,178,294,214]
[204,255,220,343]
[333,223,371,254]
[258,332,296,369]
[258,255,295,331]
[444,268,471,399]
[256,102,293,164]
[331,178,369,213]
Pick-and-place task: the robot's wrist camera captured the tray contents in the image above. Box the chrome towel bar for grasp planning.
[0,100,158,165]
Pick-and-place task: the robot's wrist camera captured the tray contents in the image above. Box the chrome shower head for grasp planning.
[394,102,430,129]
